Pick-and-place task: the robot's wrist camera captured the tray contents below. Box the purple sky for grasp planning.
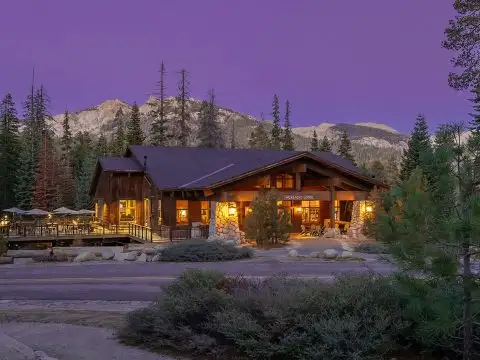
[0,0,470,133]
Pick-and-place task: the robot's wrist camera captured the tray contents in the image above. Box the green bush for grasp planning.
[354,242,387,254]
[119,270,417,359]
[156,240,253,262]
[0,236,7,256]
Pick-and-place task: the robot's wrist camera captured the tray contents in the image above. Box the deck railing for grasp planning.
[128,223,153,242]
[1,223,121,238]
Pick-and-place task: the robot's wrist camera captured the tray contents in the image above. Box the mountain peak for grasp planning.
[354,122,398,134]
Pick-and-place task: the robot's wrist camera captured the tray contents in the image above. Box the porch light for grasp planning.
[228,206,236,216]
[295,207,302,213]
[366,206,373,213]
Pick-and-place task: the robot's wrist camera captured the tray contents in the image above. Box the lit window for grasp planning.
[158,200,162,225]
[301,201,320,223]
[275,174,294,188]
[176,200,189,225]
[201,201,210,224]
[119,200,136,222]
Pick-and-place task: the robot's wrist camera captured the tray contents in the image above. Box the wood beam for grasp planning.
[306,164,371,192]
[295,173,301,191]
[292,163,307,173]
[330,186,336,228]
[204,189,214,197]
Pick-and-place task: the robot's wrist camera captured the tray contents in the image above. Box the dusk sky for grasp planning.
[0,0,470,133]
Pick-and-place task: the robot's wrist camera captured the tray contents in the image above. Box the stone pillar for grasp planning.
[350,201,361,226]
[208,201,217,238]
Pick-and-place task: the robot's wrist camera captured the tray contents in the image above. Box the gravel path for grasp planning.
[0,322,180,360]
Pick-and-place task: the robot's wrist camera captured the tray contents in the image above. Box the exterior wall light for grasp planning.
[295,207,302,213]
[366,206,373,213]
[228,206,236,216]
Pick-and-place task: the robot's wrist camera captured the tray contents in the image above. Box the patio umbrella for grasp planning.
[52,207,77,215]
[76,209,95,215]
[25,209,50,216]
[2,207,26,214]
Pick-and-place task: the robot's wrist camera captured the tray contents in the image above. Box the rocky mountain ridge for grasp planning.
[48,97,409,165]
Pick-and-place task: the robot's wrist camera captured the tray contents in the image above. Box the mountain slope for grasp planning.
[49,97,408,165]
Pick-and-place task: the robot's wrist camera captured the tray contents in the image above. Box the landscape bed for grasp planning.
[118,269,480,360]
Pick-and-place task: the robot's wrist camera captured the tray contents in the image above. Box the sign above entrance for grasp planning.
[282,193,319,201]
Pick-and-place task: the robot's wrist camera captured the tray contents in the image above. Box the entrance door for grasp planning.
[291,208,302,232]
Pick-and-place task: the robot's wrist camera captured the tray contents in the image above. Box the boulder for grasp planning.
[309,252,321,258]
[0,256,13,264]
[0,331,35,360]
[152,254,161,262]
[154,245,166,252]
[34,350,58,360]
[288,250,298,258]
[124,251,137,261]
[224,240,236,246]
[101,249,114,260]
[323,249,338,259]
[341,243,355,252]
[113,251,126,261]
[136,253,147,262]
[73,251,97,263]
[323,228,340,238]
[142,248,156,255]
[340,251,353,258]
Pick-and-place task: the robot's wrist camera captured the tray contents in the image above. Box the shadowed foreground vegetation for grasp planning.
[118,269,480,360]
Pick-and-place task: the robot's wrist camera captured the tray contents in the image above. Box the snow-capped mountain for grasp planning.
[48,97,409,165]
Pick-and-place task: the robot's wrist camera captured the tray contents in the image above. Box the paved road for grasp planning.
[0,260,394,301]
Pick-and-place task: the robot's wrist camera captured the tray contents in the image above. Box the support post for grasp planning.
[330,186,336,228]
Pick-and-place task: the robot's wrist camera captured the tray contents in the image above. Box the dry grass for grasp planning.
[0,309,126,329]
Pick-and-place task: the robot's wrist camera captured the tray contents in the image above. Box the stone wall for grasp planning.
[208,201,245,243]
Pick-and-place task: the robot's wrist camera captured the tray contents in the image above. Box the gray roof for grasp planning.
[95,146,382,192]
[99,157,143,172]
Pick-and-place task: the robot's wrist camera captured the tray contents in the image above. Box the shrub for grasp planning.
[244,189,292,245]
[119,270,414,359]
[32,253,70,262]
[157,240,253,262]
[354,242,387,254]
[0,236,7,256]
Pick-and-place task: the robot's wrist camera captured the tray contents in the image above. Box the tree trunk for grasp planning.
[463,245,473,360]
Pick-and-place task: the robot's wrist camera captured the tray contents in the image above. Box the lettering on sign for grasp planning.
[283,194,315,201]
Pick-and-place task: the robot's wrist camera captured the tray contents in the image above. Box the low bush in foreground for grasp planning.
[119,269,479,359]
[157,240,253,262]
[354,242,388,254]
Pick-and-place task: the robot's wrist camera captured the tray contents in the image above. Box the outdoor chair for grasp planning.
[300,225,309,236]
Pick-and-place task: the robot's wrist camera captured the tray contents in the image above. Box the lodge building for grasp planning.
[90,146,384,241]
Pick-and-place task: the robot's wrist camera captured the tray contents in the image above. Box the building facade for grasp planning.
[90,146,384,241]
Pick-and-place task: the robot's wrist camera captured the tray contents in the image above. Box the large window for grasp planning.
[301,200,320,223]
[176,200,189,225]
[119,200,136,223]
[201,201,210,224]
[275,174,294,189]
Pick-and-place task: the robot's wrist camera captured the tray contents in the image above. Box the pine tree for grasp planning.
[72,132,95,210]
[282,100,294,150]
[337,130,355,163]
[310,130,319,151]
[173,69,191,147]
[270,94,282,149]
[95,134,109,158]
[126,102,144,146]
[198,89,224,148]
[32,131,57,210]
[249,113,271,149]
[319,135,332,152]
[230,119,236,149]
[150,61,169,146]
[57,110,75,208]
[111,109,126,156]
[434,124,456,149]
[399,113,431,182]
[0,93,21,208]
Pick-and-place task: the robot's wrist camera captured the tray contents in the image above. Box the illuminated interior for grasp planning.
[275,173,294,188]
[301,200,320,223]
[158,200,162,225]
[176,200,189,225]
[119,200,136,223]
[143,198,150,227]
[201,201,210,224]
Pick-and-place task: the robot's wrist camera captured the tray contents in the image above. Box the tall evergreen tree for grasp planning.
[249,113,271,149]
[111,109,126,156]
[57,110,75,208]
[310,130,319,151]
[126,102,144,146]
[96,134,109,158]
[72,132,95,210]
[282,100,294,150]
[173,69,191,147]
[270,94,282,149]
[150,61,169,146]
[337,130,355,164]
[32,131,57,210]
[230,119,236,149]
[399,114,431,182]
[319,135,332,152]
[434,123,456,149]
[198,89,224,148]
[0,93,21,208]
